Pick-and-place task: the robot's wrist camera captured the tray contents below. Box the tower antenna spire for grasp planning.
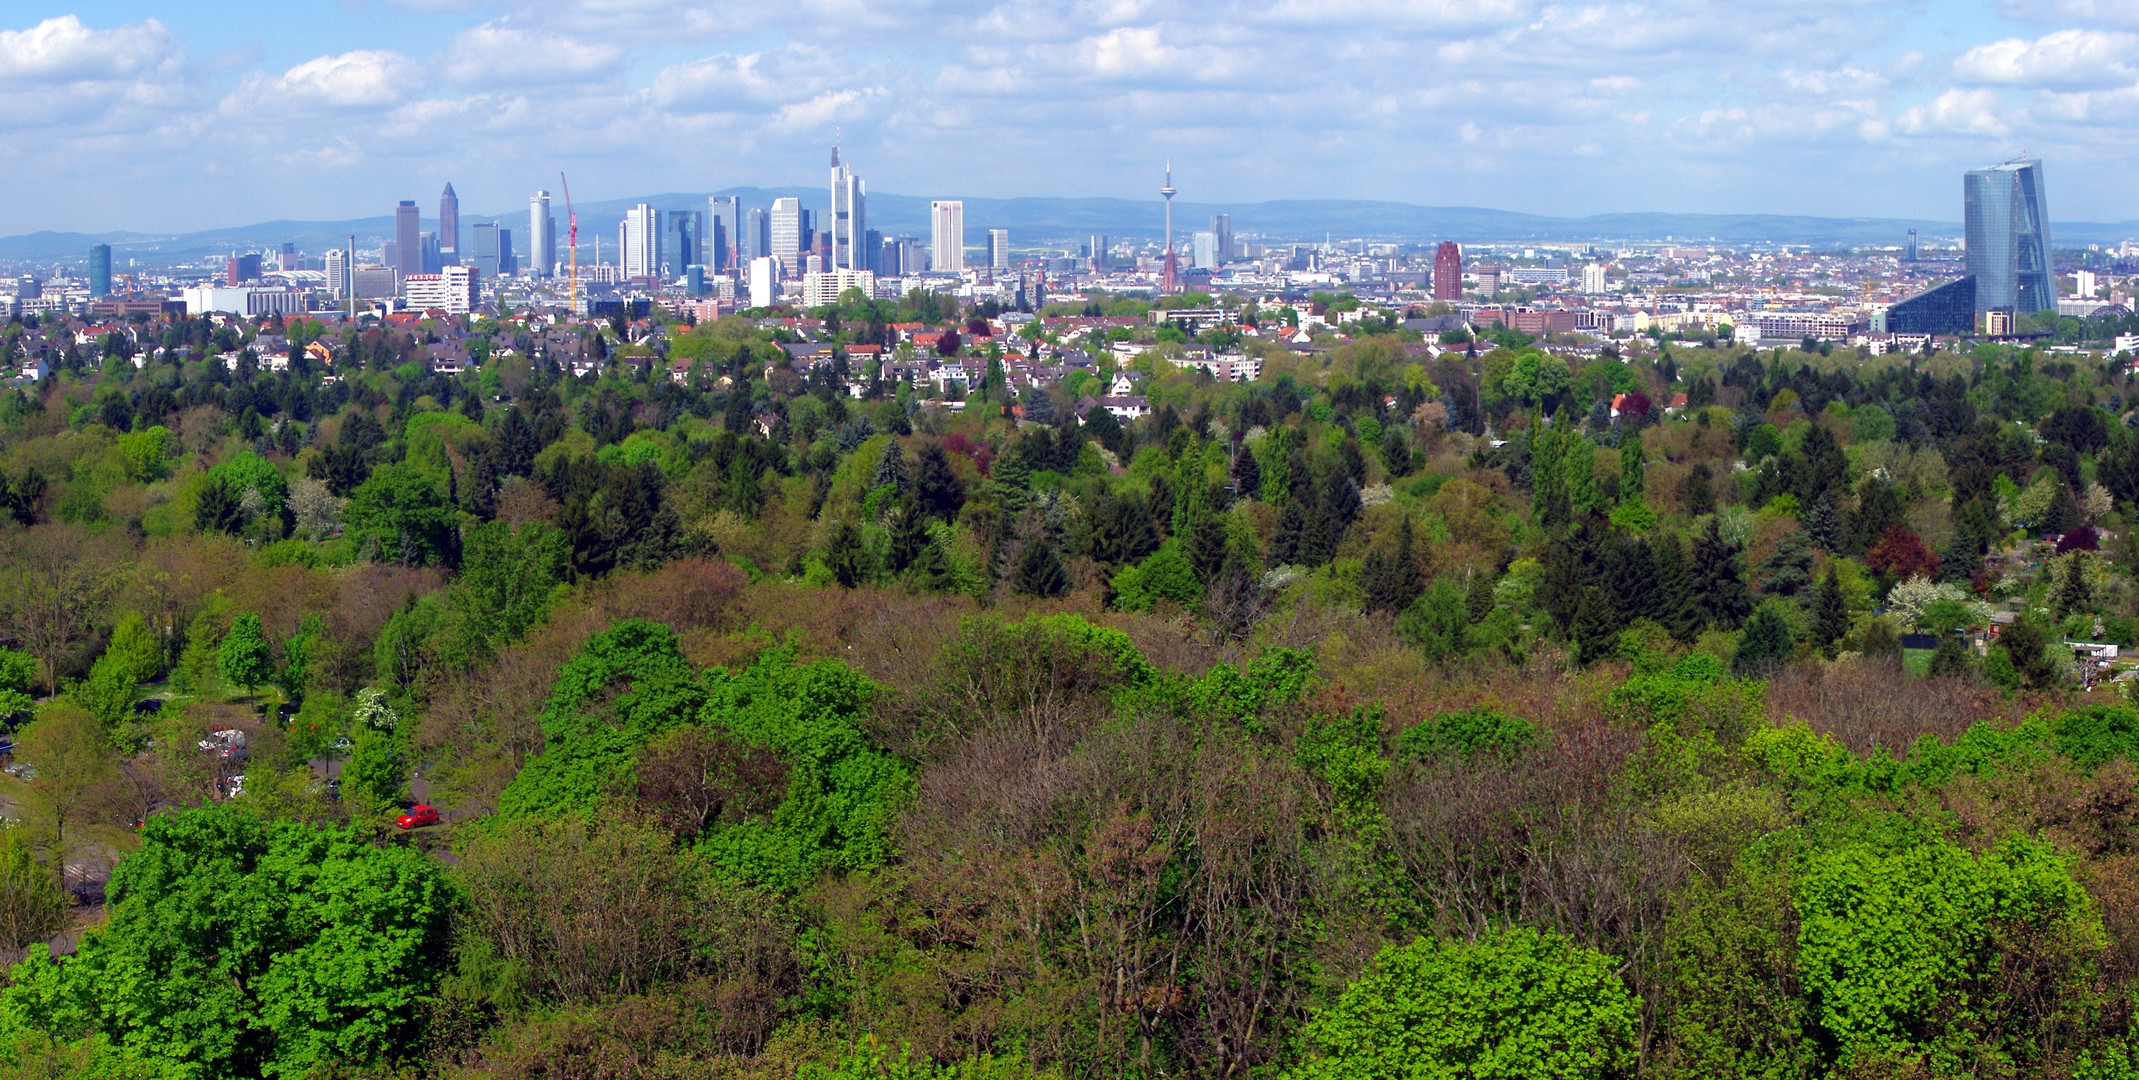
[1160,160,1179,295]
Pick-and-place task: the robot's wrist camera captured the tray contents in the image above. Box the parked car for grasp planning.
[395,804,440,830]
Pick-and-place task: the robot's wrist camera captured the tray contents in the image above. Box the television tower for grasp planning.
[1160,160,1180,294]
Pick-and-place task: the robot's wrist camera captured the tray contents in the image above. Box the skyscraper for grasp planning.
[930,201,964,273]
[1210,214,1232,265]
[529,191,556,278]
[989,228,1009,272]
[471,222,504,278]
[624,204,661,279]
[1192,231,1218,269]
[439,183,460,265]
[395,200,422,279]
[1089,234,1109,270]
[1433,241,1463,301]
[830,143,867,271]
[324,247,349,301]
[88,244,110,298]
[770,197,803,272]
[708,196,740,271]
[664,210,705,276]
[744,208,770,262]
[1964,159,2053,317]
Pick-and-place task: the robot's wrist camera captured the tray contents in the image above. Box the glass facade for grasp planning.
[1885,276,1975,335]
[1964,160,2053,316]
[88,244,110,298]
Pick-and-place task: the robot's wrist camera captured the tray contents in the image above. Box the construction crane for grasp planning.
[560,172,579,311]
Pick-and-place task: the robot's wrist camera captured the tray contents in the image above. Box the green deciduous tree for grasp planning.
[218,613,273,699]
[1795,836,2101,1075]
[0,827,65,950]
[0,806,454,1078]
[343,462,459,568]
[1292,925,1639,1080]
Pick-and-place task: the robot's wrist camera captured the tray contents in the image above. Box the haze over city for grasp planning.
[9,1,2139,234]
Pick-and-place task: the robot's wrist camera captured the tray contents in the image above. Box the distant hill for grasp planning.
[7,189,2137,267]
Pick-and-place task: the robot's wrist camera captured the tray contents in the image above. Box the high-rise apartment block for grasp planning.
[623,203,661,279]
[439,183,460,264]
[1581,263,1608,294]
[931,201,965,273]
[830,145,867,271]
[989,228,1009,272]
[1964,158,2053,317]
[529,191,556,278]
[88,244,111,298]
[395,200,422,279]
[1433,241,1463,301]
[404,265,478,314]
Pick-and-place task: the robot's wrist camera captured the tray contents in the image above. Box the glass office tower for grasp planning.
[1964,159,2053,317]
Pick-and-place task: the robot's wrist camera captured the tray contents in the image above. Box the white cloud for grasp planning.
[1898,88,2013,136]
[275,51,419,108]
[0,15,176,82]
[1955,29,2138,88]
[440,21,621,86]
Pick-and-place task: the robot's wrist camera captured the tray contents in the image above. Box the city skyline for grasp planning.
[7,3,2139,235]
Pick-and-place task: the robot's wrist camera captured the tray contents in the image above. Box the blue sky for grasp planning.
[6,0,2139,234]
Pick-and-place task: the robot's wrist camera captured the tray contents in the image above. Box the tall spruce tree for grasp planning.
[1014,533,1070,597]
[1573,586,1619,665]
[1531,421,1570,530]
[1620,441,1644,503]
[1363,517,1426,616]
[1602,535,1660,627]
[1812,564,1850,658]
[1802,498,1841,552]
[1691,518,1753,631]
[1654,533,1702,643]
[1231,446,1262,500]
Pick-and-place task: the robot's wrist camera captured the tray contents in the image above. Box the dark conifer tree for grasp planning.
[886,504,928,575]
[1014,533,1070,598]
[1185,507,1229,583]
[1732,604,1795,676]
[1681,463,1715,516]
[1363,517,1425,616]
[1573,586,1619,665]
[1802,498,1841,552]
[823,521,869,588]
[1691,518,1752,631]
[1269,496,1308,566]
[1232,445,1262,499]
[1755,529,1815,600]
[1847,479,1906,555]
[1465,569,1496,624]
[1812,564,1850,658]
[914,442,965,520]
[1602,535,1660,627]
